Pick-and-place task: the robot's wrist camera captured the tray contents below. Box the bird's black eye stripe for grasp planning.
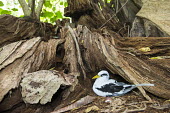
[101,74,108,77]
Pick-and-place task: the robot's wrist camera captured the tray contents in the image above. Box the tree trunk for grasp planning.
[0,0,170,113]
[60,25,170,100]
[63,0,170,100]
[18,0,45,20]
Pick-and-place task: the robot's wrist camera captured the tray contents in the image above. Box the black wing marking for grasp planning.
[96,83,124,93]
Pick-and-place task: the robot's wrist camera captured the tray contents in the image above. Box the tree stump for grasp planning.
[0,0,170,113]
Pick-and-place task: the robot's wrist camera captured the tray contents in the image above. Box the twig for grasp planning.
[117,23,127,34]
[127,25,130,37]
[99,0,129,29]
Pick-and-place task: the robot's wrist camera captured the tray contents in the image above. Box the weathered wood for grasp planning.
[0,14,54,47]
[0,0,170,113]
[65,0,93,18]
[51,95,95,113]
[0,89,22,112]
[61,25,170,99]
[65,0,126,36]
[21,70,71,104]
[0,37,65,102]
[0,18,169,113]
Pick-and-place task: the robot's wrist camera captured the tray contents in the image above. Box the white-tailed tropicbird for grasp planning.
[92,70,154,101]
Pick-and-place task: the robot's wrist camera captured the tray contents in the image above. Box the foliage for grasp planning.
[0,0,68,24]
[41,0,68,23]
[0,1,14,15]
[106,0,111,3]
[0,1,4,7]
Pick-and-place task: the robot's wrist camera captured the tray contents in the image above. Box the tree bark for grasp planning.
[36,0,45,19]
[0,15,54,47]
[65,0,127,36]
[0,37,65,102]
[18,0,31,17]
[60,25,170,100]
[0,0,170,113]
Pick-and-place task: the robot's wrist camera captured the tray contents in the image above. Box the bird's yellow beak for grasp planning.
[92,75,100,79]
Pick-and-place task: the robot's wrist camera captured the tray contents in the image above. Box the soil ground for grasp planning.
[65,91,170,113]
[62,74,170,113]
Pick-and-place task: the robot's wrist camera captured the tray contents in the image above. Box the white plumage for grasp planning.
[92,70,154,97]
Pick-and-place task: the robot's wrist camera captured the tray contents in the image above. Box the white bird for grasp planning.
[92,70,154,98]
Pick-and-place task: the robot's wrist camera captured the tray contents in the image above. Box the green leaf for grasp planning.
[19,15,24,17]
[60,2,63,5]
[56,11,63,19]
[11,8,18,11]
[0,10,11,14]
[42,11,54,17]
[50,16,57,23]
[98,3,102,10]
[45,19,48,23]
[52,7,56,11]
[64,2,68,7]
[44,1,52,8]
[0,8,2,13]
[0,1,4,7]
[106,0,111,3]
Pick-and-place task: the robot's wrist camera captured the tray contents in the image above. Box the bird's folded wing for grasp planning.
[96,83,124,93]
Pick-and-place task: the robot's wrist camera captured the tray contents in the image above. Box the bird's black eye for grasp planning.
[101,74,108,77]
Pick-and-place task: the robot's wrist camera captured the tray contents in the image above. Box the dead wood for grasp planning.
[0,37,65,102]
[65,0,93,19]
[1,25,169,112]
[60,25,170,100]
[65,0,127,36]
[0,21,169,113]
[0,89,22,112]
[0,14,54,47]
[0,0,170,113]
[51,95,95,113]
[20,70,73,104]
[62,0,170,100]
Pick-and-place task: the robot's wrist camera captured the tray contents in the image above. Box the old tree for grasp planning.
[0,0,170,113]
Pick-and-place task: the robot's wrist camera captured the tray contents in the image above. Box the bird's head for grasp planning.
[92,70,109,79]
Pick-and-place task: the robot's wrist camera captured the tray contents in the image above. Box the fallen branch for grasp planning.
[51,95,95,113]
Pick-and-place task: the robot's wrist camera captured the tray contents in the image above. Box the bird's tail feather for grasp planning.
[135,84,154,87]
